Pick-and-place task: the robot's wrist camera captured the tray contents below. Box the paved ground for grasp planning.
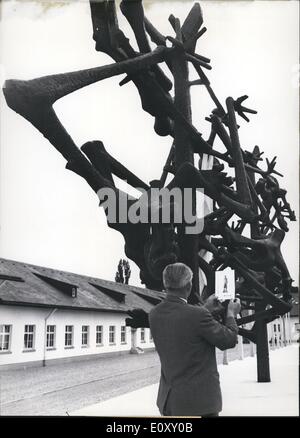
[0,343,252,416]
[71,344,299,417]
[220,344,299,416]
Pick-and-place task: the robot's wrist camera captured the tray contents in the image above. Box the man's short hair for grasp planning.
[163,263,193,291]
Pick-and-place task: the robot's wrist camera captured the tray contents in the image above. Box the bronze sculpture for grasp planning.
[3,0,297,382]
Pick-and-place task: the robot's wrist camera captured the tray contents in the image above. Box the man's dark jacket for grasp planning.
[149,295,238,416]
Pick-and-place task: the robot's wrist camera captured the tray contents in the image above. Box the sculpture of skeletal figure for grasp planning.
[2,0,296,344]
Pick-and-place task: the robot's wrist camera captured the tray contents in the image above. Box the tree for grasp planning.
[115,259,131,285]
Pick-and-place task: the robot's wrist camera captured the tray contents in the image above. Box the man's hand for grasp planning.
[227,298,241,318]
[204,294,224,319]
[126,308,150,328]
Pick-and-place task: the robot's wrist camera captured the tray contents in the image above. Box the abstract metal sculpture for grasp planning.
[3,0,297,382]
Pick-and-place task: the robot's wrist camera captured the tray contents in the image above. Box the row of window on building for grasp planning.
[0,324,152,352]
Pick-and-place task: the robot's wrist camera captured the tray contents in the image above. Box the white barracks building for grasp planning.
[0,258,164,369]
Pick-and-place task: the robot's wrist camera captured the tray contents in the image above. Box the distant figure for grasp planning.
[149,263,240,417]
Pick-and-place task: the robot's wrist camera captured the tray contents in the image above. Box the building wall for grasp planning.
[290,316,299,342]
[0,305,154,366]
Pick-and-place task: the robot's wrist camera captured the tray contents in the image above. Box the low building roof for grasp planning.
[0,258,165,314]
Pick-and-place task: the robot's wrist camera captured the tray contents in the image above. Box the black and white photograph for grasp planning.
[0,0,299,419]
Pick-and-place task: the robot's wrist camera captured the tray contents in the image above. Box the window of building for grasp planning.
[65,325,74,347]
[149,330,153,342]
[24,325,35,350]
[96,325,103,345]
[0,325,12,352]
[140,328,146,343]
[46,325,56,349]
[109,325,116,344]
[121,326,127,344]
[81,325,89,347]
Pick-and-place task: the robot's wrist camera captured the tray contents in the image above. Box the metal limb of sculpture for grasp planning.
[3,1,297,381]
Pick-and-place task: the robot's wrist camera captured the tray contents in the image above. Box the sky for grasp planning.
[0,0,299,288]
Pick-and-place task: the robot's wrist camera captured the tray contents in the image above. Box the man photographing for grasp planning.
[149,262,241,417]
